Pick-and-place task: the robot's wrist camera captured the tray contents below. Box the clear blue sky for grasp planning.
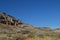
[0,0,60,28]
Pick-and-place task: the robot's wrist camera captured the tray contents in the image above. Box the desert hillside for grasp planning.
[0,12,60,40]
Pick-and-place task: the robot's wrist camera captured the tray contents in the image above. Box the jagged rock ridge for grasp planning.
[0,12,23,26]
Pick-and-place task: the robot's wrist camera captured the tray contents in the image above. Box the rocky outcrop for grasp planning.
[0,12,23,26]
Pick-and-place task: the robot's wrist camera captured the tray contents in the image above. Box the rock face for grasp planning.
[0,12,23,26]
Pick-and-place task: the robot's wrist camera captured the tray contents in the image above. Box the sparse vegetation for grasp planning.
[0,12,60,40]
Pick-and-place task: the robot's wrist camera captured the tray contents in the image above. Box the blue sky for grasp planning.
[0,0,60,28]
